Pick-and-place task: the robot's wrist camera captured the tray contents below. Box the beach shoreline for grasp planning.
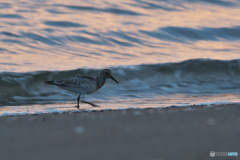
[1,104,240,160]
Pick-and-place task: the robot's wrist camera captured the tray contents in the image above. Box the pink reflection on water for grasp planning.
[0,0,240,72]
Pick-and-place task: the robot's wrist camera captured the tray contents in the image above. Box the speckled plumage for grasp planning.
[45,69,119,109]
[51,75,98,94]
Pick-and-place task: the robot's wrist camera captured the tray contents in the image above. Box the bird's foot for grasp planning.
[81,100,99,107]
[75,105,80,109]
[92,104,99,107]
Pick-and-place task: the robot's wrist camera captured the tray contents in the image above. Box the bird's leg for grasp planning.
[80,94,98,107]
[77,94,81,109]
[81,100,99,107]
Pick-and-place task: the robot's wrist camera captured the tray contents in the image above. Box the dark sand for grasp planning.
[1,104,240,160]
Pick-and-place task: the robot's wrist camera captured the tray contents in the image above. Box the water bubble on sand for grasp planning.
[206,118,216,125]
[74,126,85,134]
[133,110,142,115]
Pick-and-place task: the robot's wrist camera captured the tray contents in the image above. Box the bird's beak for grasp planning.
[110,75,119,84]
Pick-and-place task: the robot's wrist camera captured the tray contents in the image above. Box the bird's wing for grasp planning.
[76,75,95,80]
[46,76,96,89]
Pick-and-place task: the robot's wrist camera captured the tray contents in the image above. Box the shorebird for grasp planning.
[45,69,119,109]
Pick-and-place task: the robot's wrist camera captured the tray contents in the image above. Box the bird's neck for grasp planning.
[96,76,106,90]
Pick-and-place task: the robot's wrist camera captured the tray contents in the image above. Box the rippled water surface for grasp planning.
[1,0,240,115]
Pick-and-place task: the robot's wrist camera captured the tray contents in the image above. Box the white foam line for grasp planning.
[1,101,240,116]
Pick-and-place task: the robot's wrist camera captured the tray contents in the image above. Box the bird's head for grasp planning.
[100,69,119,84]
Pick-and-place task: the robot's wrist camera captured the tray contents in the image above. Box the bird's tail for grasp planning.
[45,81,55,85]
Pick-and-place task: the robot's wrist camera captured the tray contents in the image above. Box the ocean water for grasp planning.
[1,0,240,115]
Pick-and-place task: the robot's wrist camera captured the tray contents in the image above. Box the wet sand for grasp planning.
[0,104,240,160]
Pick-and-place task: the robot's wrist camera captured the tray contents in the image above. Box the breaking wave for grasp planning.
[1,58,240,106]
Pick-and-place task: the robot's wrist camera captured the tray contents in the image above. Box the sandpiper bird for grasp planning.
[45,69,119,109]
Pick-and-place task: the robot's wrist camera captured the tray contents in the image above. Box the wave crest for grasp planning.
[1,59,240,106]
